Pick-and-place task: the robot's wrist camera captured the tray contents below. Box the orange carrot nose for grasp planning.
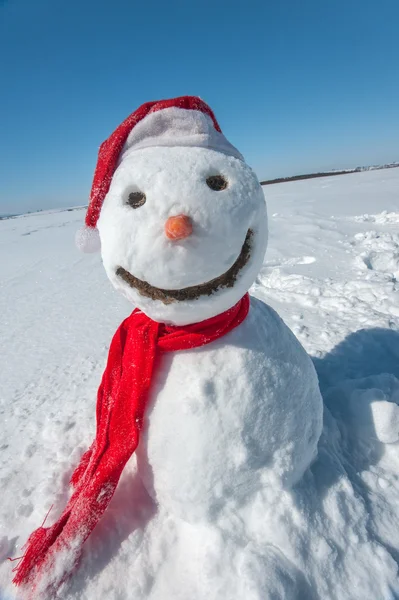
[165,214,193,241]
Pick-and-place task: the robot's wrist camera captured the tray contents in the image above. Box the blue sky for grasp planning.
[1,0,398,214]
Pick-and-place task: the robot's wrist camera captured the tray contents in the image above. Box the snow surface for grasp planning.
[1,168,399,599]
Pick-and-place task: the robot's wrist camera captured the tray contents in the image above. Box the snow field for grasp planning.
[0,168,398,599]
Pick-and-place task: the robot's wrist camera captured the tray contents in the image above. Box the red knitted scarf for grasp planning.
[13,294,249,592]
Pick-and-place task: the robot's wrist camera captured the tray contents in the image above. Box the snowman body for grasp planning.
[94,104,324,578]
[136,295,322,523]
[96,115,324,525]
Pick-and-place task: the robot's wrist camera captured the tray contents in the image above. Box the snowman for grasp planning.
[13,96,323,597]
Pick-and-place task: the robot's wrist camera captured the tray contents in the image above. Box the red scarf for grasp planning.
[13,294,249,591]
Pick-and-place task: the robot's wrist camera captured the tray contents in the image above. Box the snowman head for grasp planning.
[79,97,267,325]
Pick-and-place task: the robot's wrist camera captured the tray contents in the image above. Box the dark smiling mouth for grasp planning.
[116,229,253,304]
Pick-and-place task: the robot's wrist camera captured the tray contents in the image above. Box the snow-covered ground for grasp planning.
[1,168,399,599]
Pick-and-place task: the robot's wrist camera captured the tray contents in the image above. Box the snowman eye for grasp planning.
[126,191,146,209]
[206,175,228,191]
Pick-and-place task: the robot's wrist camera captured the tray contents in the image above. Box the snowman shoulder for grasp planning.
[241,295,315,371]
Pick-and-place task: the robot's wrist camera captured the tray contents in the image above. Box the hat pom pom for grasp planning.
[75,226,101,253]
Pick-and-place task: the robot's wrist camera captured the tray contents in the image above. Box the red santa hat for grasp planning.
[76,95,243,253]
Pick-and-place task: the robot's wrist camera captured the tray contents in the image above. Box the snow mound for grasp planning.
[352,230,399,280]
[353,211,399,224]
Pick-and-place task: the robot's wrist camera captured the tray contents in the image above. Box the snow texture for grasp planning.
[0,168,399,599]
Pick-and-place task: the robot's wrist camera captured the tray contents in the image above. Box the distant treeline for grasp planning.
[260,163,399,186]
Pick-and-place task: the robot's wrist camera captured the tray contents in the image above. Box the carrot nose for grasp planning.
[165,214,193,241]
